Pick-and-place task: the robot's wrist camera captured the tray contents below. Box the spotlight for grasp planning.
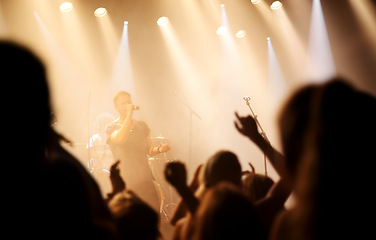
[267,37,271,41]
[60,2,73,13]
[270,1,283,10]
[157,17,169,26]
[124,21,129,25]
[94,7,107,17]
[236,30,247,38]
[216,26,228,35]
[251,0,261,4]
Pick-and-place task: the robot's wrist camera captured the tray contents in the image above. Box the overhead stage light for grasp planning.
[60,2,73,13]
[270,1,283,10]
[251,0,261,4]
[216,26,228,35]
[94,7,107,17]
[236,30,247,38]
[157,17,169,26]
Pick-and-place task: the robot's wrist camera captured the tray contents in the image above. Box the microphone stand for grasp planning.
[243,97,269,176]
[173,90,201,173]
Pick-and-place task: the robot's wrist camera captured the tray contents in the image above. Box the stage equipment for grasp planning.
[148,135,177,222]
[243,96,270,176]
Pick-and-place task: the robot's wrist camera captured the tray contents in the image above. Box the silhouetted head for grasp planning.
[193,182,266,240]
[1,41,51,163]
[109,190,160,240]
[278,84,319,180]
[284,78,376,240]
[203,150,242,188]
[242,173,275,203]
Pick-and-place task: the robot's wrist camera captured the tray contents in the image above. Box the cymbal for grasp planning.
[151,136,167,140]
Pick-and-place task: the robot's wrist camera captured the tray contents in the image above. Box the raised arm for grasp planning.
[234,112,286,178]
[147,136,171,156]
[235,112,292,230]
[164,161,199,215]
[109,104,134,144]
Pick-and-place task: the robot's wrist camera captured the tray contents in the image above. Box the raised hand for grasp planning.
[164,161,200,214]
[110,160,126,195]
[234,112,260,141]
[189,164,203,192]
[164,161,187,190]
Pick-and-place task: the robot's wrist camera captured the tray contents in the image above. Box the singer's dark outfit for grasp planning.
[106,120,159,211]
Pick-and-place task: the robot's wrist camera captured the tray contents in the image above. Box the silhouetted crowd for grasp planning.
[3,41,376,240]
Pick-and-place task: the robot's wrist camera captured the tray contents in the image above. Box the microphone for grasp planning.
[133,105,140,110]
[243,96,251,102]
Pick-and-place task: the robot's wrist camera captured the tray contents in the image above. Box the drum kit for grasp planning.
[148,135,177,222]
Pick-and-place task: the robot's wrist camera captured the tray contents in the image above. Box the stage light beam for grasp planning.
[267,37,287,109]
[236,30,247,38]
[108,22,135,98]
[60,2,73,13]
[216,26,228,35]
[157,17,169,26]
[94,7,107,18]
[306,0,336,82]
[270,1,283,10]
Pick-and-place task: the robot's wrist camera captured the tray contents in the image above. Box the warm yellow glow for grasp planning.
[59,2,73,13]
[272,9,307,83]
[95,10,118,61]
[157,17,169,26]
[251,0,261,4]
[306,0,336,82]
[349,0,376,54]
[94,7,107,17]
[270,1,282,10]
[236,30,247,38]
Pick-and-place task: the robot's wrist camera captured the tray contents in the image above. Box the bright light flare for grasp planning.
[157,17,169,26]
[60,2,73,13]
[216,26,228,35]
[251,0,261,4]
[270,1,283,10]
[236,30,247,38]
[94,7,107,17]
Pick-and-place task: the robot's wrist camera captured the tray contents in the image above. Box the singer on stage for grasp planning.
[106,90,170,211]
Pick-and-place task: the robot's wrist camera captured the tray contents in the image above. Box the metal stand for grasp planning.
[243,96,270,176]
[149,136,177,222]
[172,90,201,171]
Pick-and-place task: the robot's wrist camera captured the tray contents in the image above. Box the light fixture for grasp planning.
[267,37,271,41]
[270,1,283,10]
[216,26,228,35]
[236,30,247,38]
[124,21,129,25]
[94,7,107,17]
[251,0,261,4]
[60,2,73,13]
[157,17,169,26]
